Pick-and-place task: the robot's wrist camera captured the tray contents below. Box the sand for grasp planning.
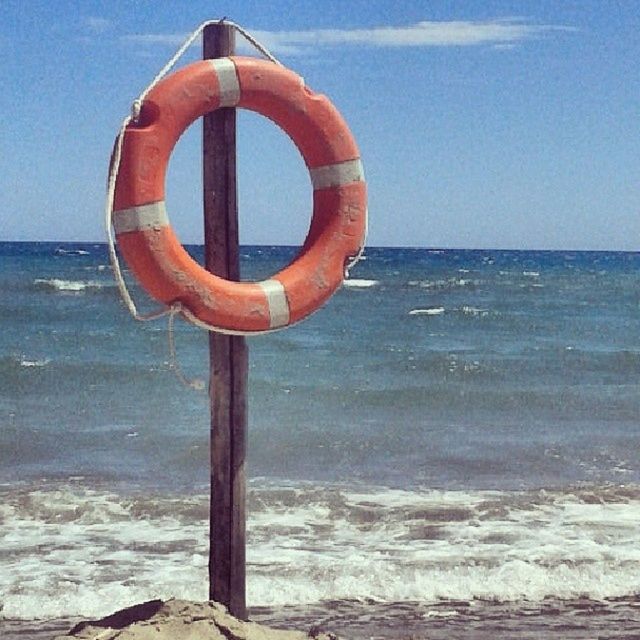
[52,599,336,640]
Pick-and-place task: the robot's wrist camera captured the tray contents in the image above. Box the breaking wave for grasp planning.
[32,279,113,293]
[1,481,639,619]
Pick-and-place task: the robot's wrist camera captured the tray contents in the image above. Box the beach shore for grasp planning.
[2,596,639,640]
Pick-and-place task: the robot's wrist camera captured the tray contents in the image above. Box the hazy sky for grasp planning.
[1,1,638,249]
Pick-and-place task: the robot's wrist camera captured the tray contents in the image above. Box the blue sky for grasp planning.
[1,1,638,249]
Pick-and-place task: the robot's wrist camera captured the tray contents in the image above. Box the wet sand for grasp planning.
[252,597,640,639]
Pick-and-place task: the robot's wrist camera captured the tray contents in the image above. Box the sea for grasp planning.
[1,241,639,639]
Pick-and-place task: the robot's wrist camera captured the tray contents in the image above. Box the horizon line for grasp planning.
[1,239,638,254]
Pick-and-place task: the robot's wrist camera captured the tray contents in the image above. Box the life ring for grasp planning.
[112,56,367,334]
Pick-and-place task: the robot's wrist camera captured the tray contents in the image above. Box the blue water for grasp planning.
[1,242,639,620]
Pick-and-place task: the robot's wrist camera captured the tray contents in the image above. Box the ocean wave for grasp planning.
[343,279,379,288]
[460,306,491,317]
[0,354,51,371]
[408,306,495,318]
[407,277,485,290]
[409,307,445,316]
[54,248,90,256]
[18,356,50,368]
[83,264,109,271]
[1,481,639,619]
[32,278,111,293]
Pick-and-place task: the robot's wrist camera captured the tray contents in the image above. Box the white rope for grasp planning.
[105,18,283,326]
[225,20,283,66]
[131,19,283,122]
[345,212,369,277]
[167,306,206,391]
[105,20,284,390]
[105,115,162,322]
[105,19,366,384]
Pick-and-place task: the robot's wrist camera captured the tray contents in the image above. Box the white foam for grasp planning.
[55,248,90,256]
[19,356,50,368]
[343,279,379,288]
[461,306,490,317]
[2,483,639,619]
[407,278,484,290]
[409,307,445,316]
[33,278,106,293]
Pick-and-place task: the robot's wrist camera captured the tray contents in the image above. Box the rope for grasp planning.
[131,19,283,122]
[105,20,285,389]
[167,306,206,391]
[105,18,285,326]
[345,212,369,277]
[105,19,366,385]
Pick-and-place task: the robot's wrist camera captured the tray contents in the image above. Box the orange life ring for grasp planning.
[113,56,367,334]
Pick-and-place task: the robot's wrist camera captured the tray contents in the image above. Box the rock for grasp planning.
[53,599,338,640]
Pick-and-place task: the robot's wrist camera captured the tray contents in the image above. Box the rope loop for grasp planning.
[106,19,283,331]
[167,304,207,392]
[130,19,283,120]
[105,19,365,388]
[105,19,285,390]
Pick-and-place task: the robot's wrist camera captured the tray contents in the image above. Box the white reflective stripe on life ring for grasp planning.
[309,158,365,190]
[208,58,241,107]
[257,279,290,328]
[113,201,169,234]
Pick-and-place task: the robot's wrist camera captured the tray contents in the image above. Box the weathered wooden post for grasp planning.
[106,18,366,626]
[202,23,247,619]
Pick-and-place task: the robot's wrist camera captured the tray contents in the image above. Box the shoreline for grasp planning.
[2,481,640,621]
[3,596,640,640]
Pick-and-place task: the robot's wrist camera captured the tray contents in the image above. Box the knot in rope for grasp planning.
[131,99,143,123]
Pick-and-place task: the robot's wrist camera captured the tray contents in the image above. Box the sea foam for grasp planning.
[33,278,108,293]
[18,356,50,368]
[343,279,379,288]
[1,482,639,619]
[409,307,445,316]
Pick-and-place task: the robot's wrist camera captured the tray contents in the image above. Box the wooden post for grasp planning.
[202,23,247,620]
